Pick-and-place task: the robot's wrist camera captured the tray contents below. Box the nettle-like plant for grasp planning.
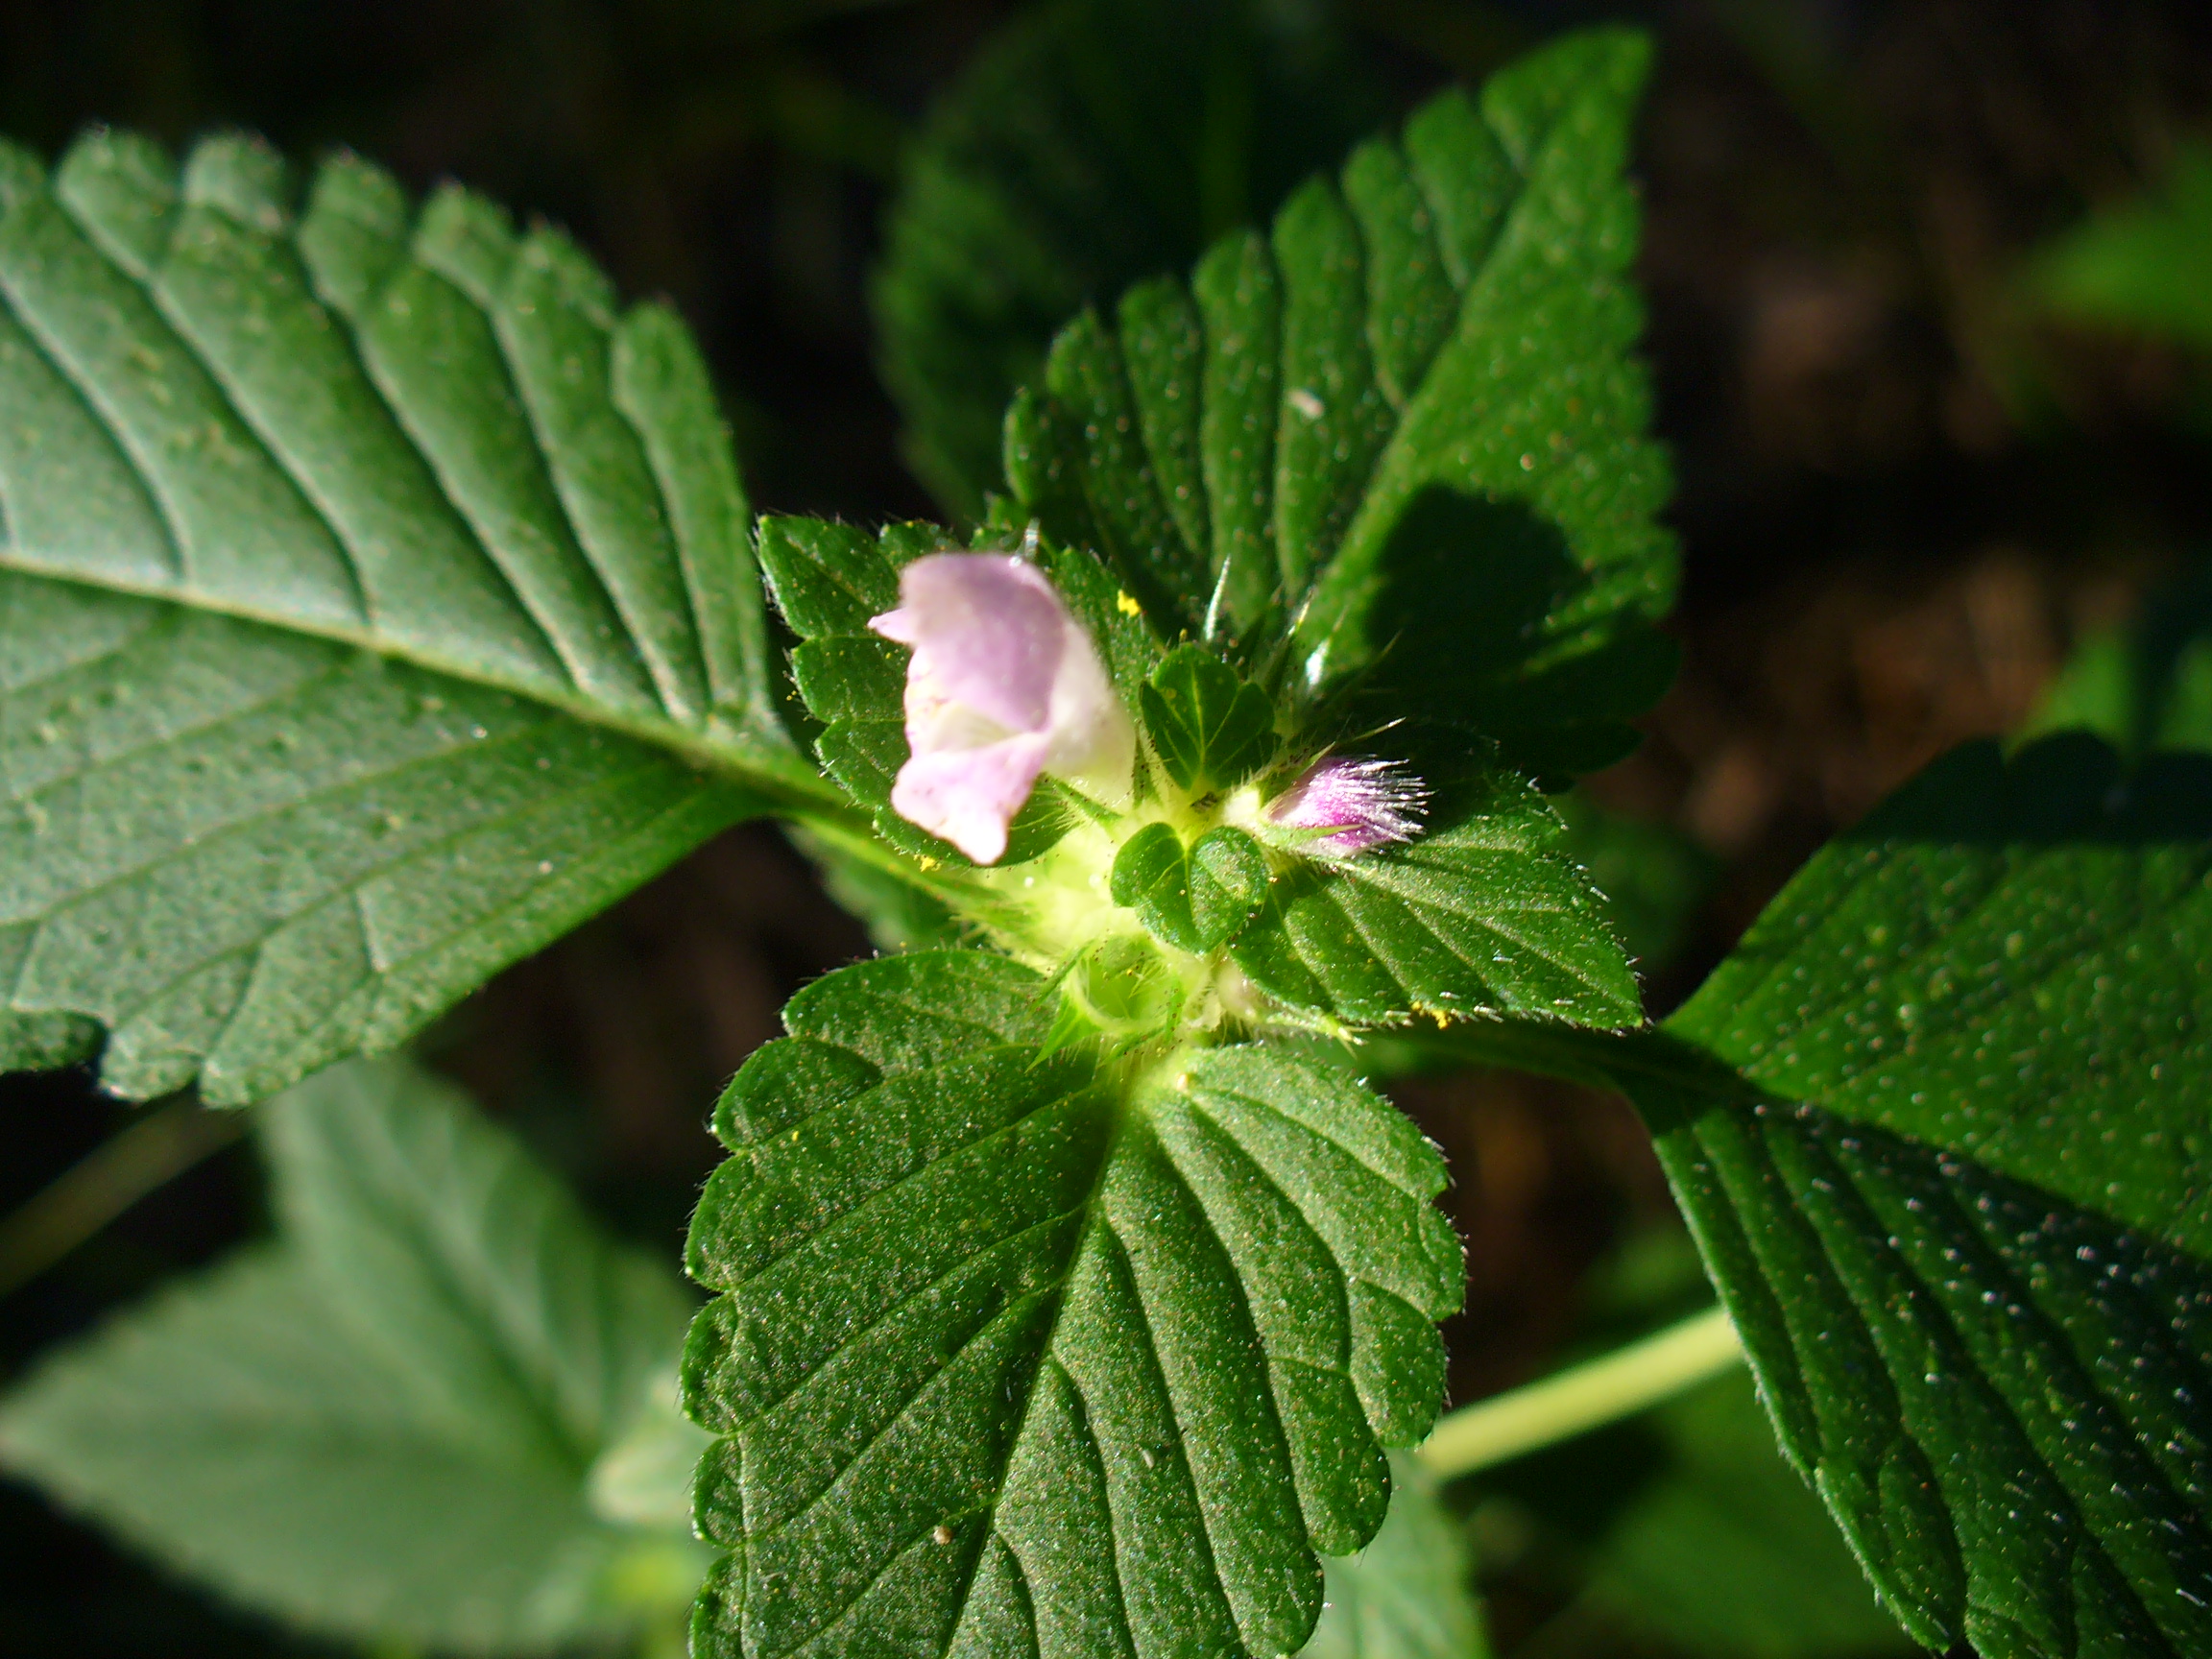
[0,23,2208,1659]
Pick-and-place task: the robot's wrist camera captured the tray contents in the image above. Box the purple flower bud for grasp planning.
[870,553,1134,863]
[1265,757,1429,856]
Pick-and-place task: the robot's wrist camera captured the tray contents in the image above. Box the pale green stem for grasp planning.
[1418,1305,1743,1479]
[0,1101,247,1299]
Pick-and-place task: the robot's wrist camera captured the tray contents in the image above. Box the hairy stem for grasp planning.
[1418,1305,1743,1479]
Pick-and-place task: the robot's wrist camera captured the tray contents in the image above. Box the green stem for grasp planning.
[0,1101,247,1299]
[1418,1305,1743,1479]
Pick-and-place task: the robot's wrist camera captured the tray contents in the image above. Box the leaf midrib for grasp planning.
[738,1068,1138,1658]
[0,546,845,815]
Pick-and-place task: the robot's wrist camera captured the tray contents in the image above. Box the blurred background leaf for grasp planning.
[2021,558,2212,755]
[1463,1232,1911,1659]
[0,1059,707,1654]
[2025,141,2212,349]
[1304,1454,1490,1659]
[873,0,1385,518]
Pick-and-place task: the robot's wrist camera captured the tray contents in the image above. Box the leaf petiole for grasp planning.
[1417,1304,1743,1479]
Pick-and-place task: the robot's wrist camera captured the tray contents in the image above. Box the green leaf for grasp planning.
[1404,734,2212,1653]
[1110,821,1268,955]
[0,1056,706,1650]
[1231,754,1642,1031]
[1111,819,1206,951]
[1670,735,2212,1254]
[1004,28,1677,781]
[1140,643,1278,793]
[2025,141,2212,349]
[1600,735,2212,1657]
[1190,824,1270,949]
[872,0,1384,518]
[1300,1453,1488,1659]
[0,131,826,1101]
[683,950,1463,1658]
[1581,1369,1916,1658]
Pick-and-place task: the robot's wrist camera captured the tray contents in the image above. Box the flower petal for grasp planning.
[1268,757,1429,855]
[889,733,1052,864]
[869,555,1068,735]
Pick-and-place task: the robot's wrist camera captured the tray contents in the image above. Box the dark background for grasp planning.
[2,2,2208,1654]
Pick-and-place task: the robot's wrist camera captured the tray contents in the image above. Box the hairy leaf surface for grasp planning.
[1616,736,2212,1658]
[0,1058,703,1650]
[1397,734,2212,1655]
[0,132,821,1100]
[683,950,1462,1658]
[1004,29,1676,780]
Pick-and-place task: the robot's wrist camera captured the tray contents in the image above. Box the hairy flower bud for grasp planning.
[870,553,1134,864]
[1265,757,1429,855]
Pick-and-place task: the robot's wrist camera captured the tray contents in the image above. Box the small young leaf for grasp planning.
[0,132,821,1102]
[1140,643,1278,793]
[1110,822,1269,955]
[1189,825,1268,950]
[0,1057,704,1650]
[1005,28,1677,781]
[1110,819,1204,952]
[683,951,1462,1659]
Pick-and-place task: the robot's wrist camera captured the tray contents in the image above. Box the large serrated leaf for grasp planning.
[0,131,833,1101]
[1580,735,2212,1659]
[1402,733,2212,1655]
[0,1056,704,1651]
[682,950,1462,1658]
[1671,735,2212,1258]
[1004,28,1677,781]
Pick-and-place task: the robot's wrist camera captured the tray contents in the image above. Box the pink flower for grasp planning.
[1266,757,1429,855]
[869,554,1134,863]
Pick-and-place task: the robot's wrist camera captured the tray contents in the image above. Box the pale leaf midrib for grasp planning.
[0,547,838,811]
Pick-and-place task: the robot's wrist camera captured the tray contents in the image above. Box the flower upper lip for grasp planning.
[870,553,1133,864]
